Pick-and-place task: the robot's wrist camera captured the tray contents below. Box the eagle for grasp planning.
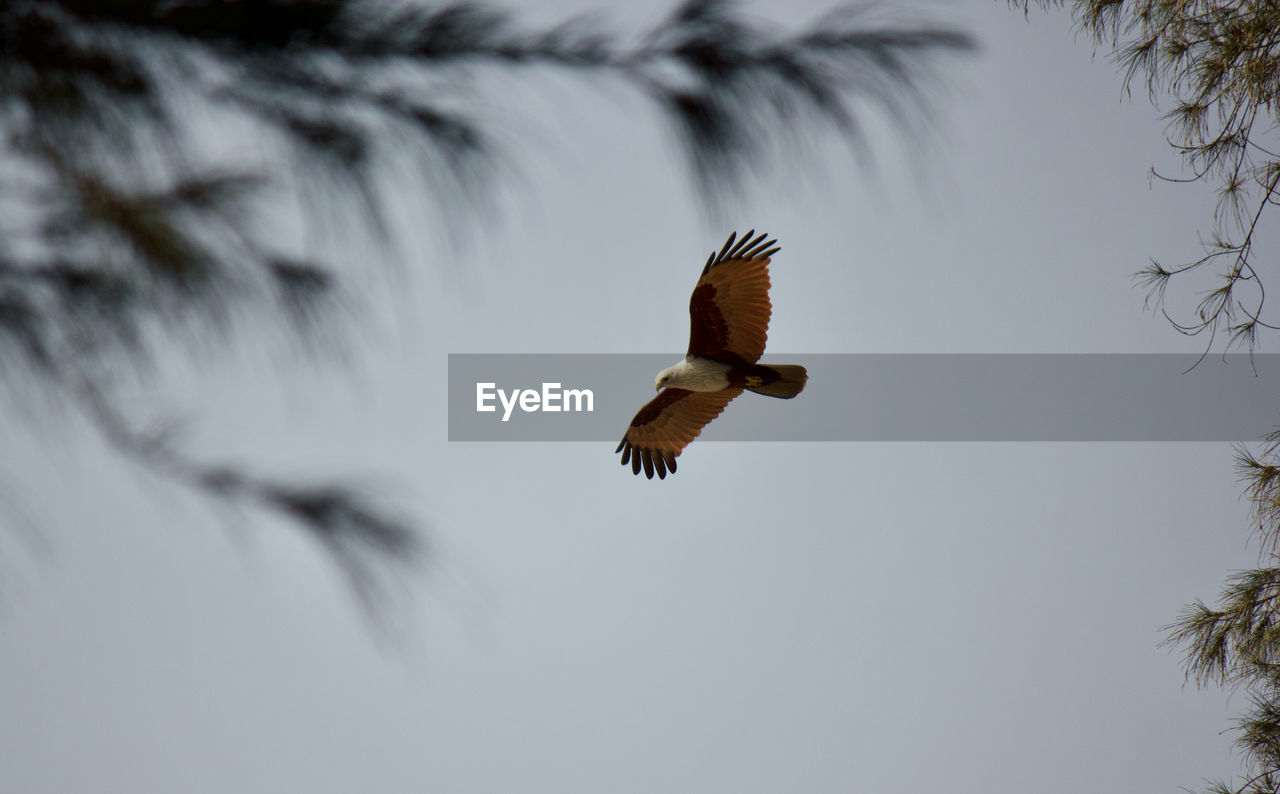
[615,230,808,479]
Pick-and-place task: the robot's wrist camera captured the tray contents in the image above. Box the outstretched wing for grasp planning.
[615,387,744,479]
[687,230,778,365]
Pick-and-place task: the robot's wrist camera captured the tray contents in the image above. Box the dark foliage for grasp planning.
[1011,0,1280,361]
[0,0,972,615]
[1007,4,1280,793]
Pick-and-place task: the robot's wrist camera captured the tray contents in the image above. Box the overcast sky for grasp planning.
[0,1,1266,792]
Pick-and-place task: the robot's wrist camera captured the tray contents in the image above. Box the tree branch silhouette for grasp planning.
[1007,4,1280,792]
[1010,0,1280,359]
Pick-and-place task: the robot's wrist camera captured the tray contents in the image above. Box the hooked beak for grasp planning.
[655,383,663,393]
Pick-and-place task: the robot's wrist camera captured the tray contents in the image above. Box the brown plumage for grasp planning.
[687,232,775,364]
[615,388,743,478]
[615,231,808,479]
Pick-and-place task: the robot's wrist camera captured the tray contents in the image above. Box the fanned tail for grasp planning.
[745,364,807,398]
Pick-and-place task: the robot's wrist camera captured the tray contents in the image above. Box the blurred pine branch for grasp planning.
[0,0,973,616]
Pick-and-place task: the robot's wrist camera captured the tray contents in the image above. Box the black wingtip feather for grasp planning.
[727,229,755,259]
[717,231,737,261]
[741,233,772,260]
[619,439,679,479]
[706,230,778,268]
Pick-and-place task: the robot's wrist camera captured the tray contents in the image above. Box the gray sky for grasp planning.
[0,1,1264,792]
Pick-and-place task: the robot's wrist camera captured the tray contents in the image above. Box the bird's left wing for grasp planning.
[686,230,778,365]
[615,387,744,479]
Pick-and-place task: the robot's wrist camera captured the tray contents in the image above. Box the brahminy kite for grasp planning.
[615,230,807,479]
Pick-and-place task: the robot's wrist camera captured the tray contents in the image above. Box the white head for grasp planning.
[653,358,731,393]
[654,364,680,392]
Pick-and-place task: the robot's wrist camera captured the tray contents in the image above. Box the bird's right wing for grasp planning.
[615,387,744,479]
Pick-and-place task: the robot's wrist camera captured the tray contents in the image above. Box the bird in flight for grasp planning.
[615,230,807,479]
